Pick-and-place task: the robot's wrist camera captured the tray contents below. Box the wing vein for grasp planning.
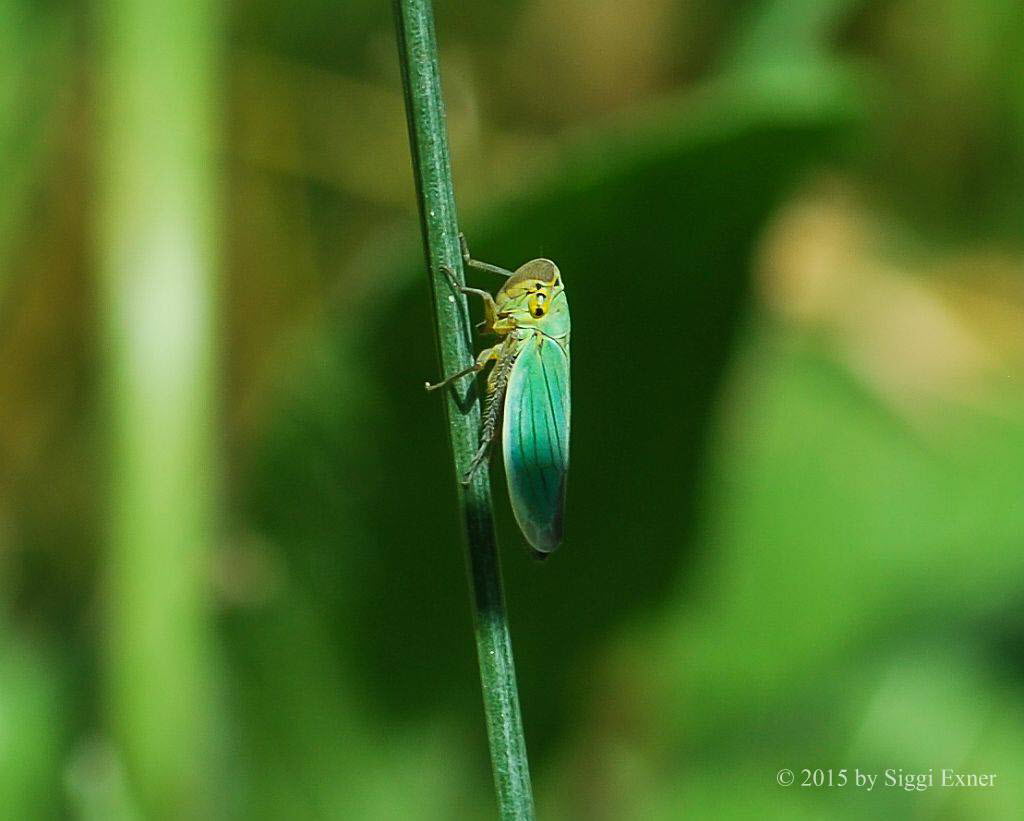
[538,343,565,465]
[528,373,550,497]
[516,366,546,504]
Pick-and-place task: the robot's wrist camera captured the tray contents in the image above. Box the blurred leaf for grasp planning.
[0,634,64,817]
[0,0,74,304]
[587,328,1024,816]
[854,0,1024,238]
[725,0,868,68]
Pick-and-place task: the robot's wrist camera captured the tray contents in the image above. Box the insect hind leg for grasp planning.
[461,435,495,485]
[460,337,516,483]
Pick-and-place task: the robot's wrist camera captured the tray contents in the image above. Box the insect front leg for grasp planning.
[440,264,500,332]
[459,233,514,279]
[424,343,499,392]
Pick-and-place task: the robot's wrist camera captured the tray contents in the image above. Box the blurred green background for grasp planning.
[4,0,1024,818]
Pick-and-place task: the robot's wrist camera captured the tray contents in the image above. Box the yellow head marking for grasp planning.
[528,290,548,318]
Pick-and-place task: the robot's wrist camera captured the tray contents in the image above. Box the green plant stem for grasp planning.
[97,0,221,814]
[392,2,535,818]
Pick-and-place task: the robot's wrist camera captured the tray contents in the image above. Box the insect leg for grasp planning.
[460,340,517,484]
[440,264,499,332]
[424,344,499,392]
[459,233,514,279]
[462,436,494,484]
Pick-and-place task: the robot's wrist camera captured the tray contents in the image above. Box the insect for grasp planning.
[426,234,570,555]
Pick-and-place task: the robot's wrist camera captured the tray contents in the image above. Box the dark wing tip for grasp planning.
[522,515,563,555]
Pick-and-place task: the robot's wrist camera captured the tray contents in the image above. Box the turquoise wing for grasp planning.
[502,333,570,554]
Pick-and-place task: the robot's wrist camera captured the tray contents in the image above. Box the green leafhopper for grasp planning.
[427,235,570,555]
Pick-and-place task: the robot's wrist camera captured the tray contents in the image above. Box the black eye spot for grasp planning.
[534,308,544,317]
[555,278,561,286]
[535,282,543,290]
